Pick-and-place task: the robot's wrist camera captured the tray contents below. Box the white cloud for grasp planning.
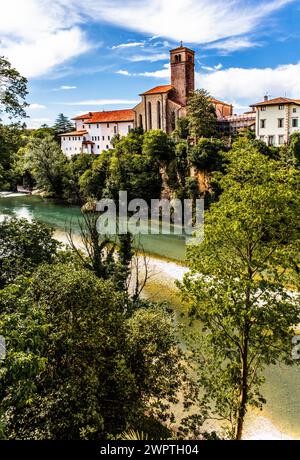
[112,41,144,49]
[77,0,294,43]
[62,99,139,106]
[204,37,262,53]
[0,0,91,78]
[116,70,131,76]
[27,117,52,128]
[198,62,300,110]
[129,53,169,62]
[59,85,77,90]
[138,63,170,78]
[201,63,223,71]
[28,103,47,110]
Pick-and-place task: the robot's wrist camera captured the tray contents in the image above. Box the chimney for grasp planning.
[264,95,269,102]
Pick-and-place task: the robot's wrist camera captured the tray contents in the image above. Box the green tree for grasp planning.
[25,135,69,197]
[186,89,218,138]
[143,130,175,164]
[0,218,59,288]
[0,56,28,120]
[52,113,74,135]
[188,138,226,172]
[173,117,190,140]
[0,263,192,439]
[288,131,300,166]
[179,146,300,440]
[0,123,27,190]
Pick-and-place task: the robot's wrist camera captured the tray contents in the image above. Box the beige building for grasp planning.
[251,96,300,146]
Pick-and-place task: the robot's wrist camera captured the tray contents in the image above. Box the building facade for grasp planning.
[60,109,134,157]
[250,97,300,146]
[60,45,234,155]
[133,45,232,134]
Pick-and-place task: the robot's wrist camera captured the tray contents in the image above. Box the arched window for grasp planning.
[157,101,161,129]
[148,101,152,130]
[171,111,176,131]
[139,114,143,129]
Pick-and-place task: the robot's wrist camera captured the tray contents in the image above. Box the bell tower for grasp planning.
[170,43,195,106]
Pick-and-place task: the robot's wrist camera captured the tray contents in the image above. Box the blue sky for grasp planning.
[1,0,300,127]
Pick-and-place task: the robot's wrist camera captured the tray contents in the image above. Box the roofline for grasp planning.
[170,46,195,54]
[250,99,300,107]
[140,86,174,96]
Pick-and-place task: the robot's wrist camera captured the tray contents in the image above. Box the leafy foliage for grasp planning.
[0,56,28,120]
[0,218,59,288]
[179,145,300,439]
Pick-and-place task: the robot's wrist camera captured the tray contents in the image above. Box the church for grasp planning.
[133,44,233,133]
[60,45,233,156]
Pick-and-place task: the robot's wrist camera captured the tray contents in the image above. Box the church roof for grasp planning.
[72,109,134,124]
[140,85,174,96]
[209,97,232,107]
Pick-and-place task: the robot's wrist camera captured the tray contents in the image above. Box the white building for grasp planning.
[60,109,134,157]
[250,97,300,147]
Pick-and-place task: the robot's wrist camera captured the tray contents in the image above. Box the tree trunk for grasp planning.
[236,343,248,440]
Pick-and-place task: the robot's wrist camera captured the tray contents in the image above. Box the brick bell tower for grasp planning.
[170,43,195,106]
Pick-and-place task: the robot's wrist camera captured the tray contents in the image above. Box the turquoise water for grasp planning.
[1,194,300,439]
[0,195,187,261]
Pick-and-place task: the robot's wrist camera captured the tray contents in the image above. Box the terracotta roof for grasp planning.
[77,109,135,124]
[209,97,232,107]
[250,97,300,107]
[140,85,174,96]
[72,113,92,121]
[82,140,94,145]
[59,130,88,137]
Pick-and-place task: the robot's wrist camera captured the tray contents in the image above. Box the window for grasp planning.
[89,125,91,129]
[97,124,99,129]
[278,118,284,128]
[139,114,143,129]
[268,136,274,146]
[261,107,266,111]
[293,108,297,113]
[171,111,176,131]
[98,136,100,141]
[102,136,105,141]
[83,125,85,129]
[292,118,298,128]
[260,119,266,129]
[157,100,161,129]
[148,101,152,130]
[279,105,284,110]
[106,145,109,149]
[107,123,110,128]
[97,145,100,149]
[128,125,131,133]
[63,137,65,141]
[108,136,110,141]
[114,126,117,134]
[278,135,284,145]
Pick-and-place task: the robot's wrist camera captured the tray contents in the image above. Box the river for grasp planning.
[0,194,300,440]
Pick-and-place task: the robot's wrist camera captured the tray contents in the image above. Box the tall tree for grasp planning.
[53,113,74,135]
[24,135,69,197]
[179,145,300,439]
[0,57,28,120]
[186,89,218,138]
